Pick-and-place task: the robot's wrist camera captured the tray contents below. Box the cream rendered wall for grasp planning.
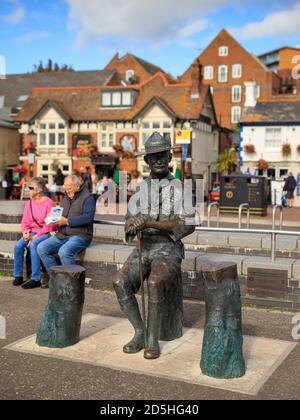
[35,107,71,183]
[241,124,300,205]
[138,104,178,177]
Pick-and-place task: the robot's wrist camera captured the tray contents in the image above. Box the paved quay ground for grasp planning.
[0,278,300,400]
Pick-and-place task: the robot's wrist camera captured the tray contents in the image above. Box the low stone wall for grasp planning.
[1,239,300,312]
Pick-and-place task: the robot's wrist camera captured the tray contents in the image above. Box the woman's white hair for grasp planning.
[30,177,47,193]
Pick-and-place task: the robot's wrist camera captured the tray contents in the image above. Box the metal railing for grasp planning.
[94,203,298,262]
[94,218,299,262]
[238,203,250,229]
[272,205,283,260]
[272,205,283,231]
[207,202,220,228]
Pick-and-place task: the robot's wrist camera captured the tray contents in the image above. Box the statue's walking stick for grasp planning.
[137,231,147,348]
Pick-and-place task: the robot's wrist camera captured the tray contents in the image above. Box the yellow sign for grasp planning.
[226,191,234,199]
[175,130,191,145]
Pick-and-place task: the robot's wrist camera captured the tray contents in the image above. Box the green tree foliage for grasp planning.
[218,148,236,175]
[33,59,74,73]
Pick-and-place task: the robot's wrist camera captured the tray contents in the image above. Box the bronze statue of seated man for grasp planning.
[113,132,196,360]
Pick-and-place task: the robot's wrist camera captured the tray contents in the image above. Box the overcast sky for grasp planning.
[0,0,299,76]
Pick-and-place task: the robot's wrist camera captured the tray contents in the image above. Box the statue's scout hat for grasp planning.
[136,132,181,156]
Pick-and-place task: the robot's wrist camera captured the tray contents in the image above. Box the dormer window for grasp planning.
[101,90,135,108]
[219,46,229,57]
[126,70,135,83]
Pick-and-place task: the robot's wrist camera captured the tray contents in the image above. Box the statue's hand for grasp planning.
[125,215,146,235]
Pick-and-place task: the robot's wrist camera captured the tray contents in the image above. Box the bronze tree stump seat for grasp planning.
[36,265,85,349]
[200,261,246,379]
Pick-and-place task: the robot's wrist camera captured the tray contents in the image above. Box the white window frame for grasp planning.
[101,91,133,108]
[218,65,228,83]
[232,85,242,103]
[219,46,229,57]
[232,64,242,79]
[265,128,282,149]
[37,122,67,148]
[99,123,115,151]
[204,66,214,80]
[38,159,71,185]
[139,119,173,151]
[231,106,241,124]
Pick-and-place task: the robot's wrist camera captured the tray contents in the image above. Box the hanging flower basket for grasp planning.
[257,159,268,171]
[244,144,256,154]
[74,144,98,159]
[282,143,291,156]
[12,165,27,175]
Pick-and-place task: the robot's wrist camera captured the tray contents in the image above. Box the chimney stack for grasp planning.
[190,59,202,100]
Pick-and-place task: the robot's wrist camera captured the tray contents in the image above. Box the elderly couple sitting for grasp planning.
[13,175,96,290]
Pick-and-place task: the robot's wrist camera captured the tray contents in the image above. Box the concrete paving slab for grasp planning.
[229,234,267,249]
[93,225,119,239]
[5,314,296,397]
[197,233,229,247]
[0,223,20,233]
[182,233,198,245]
[262,236,300,252]
[84,244,121,263]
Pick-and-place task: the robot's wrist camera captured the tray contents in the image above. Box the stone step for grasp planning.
[2,223,300,258]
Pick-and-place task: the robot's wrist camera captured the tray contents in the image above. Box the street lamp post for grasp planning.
[28,129,36,178]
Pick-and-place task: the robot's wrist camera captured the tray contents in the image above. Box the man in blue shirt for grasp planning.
[37,175,96,288]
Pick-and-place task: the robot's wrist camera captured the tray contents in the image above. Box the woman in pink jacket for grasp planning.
[13,177,56,289]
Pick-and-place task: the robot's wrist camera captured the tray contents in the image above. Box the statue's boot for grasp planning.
[119,296,145,354]
[144,299,162,360]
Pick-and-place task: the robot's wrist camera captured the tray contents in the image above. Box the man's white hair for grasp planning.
[65,175,83,186]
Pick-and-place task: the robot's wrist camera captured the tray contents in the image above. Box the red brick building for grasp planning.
[259,47,300,96]
[181,29,282,130]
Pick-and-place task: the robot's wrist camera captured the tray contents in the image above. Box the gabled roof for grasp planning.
[29,100,70,124]
[181,29,270,81]
[132,96,177,121]
[241,101,300,123]
[15,73,213,124]
[105,52,165,76]
[131,54,164,75]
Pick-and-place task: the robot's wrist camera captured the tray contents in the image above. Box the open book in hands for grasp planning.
[45,206,63,225]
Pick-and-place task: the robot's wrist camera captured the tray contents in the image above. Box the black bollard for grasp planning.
[200,262,246,379]
[36,265,85,348]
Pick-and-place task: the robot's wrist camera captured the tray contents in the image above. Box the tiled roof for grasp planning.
[0,70,116,109]
[0,119,15,129]
[131,54,164,75]
[241,101,300,123]
[15,72,211,123]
